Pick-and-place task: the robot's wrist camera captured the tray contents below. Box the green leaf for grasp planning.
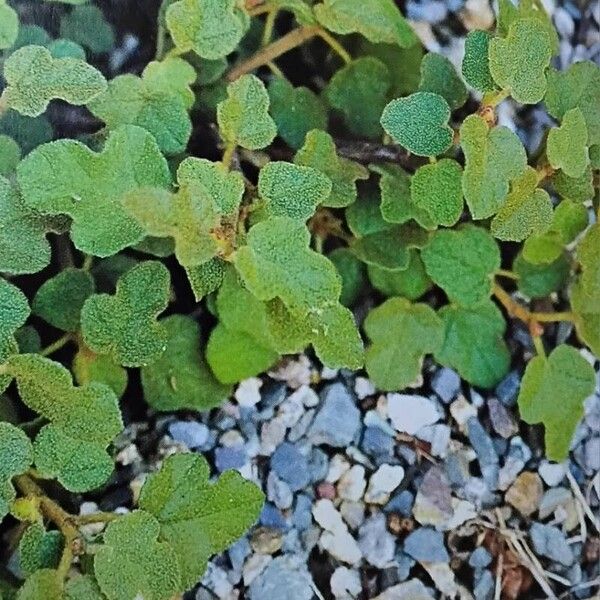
[518,345,595,461]
[166,0,249,59]
[364,297,443,391]
[141,315,231,412]
[489,18,552,104]
[419,53,468,110]
[380,92,453,157]
[490,166,553,241]
[72,346,128,398]
[32,269,94,332]
[64,576,104,600]
[551,164,594,203]
[17,125,172,257]
[346,188,390,236]
[95,511,182,600]
[46,39,86,60]
[7,354,122,491]
[513,252,570,299]
[258,161,332,221]
[217,74,277,150]
[60,5,114,54]
[325,57,391,139]
[88,59,196,155]
[0,0,18,50]
[268,77,327,150]
[368,250,432,300]
[139,453,263,588]
[328,247,365,306]
[185,257,226,301]
[16,569,62,600]
[435,300,510,388]
[142,57,197,109]
[314,0,417,48]
[545,61,600,146]
[2,45,107,117]
[19,522,62,577]
[270,0,316,24]
[0,135,21,176]
[421,225,500,307]
[81,261,170,367]
[546,107,589,178]
[0,422,33,520]
[410,159,464,227]
[294,129,368,208]
[0,112,53,154]
[462,30,496,93]
[123,158,244,267]
[460,114,527,219]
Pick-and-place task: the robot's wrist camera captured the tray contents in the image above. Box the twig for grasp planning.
[39,333,75,357]
[567,469,600,533]
[494,552,503,600]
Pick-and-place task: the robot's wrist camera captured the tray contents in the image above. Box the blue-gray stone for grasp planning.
[394,551,415,582]
[469,547,492,569]
[467,417,499,488]
[495,371,521,407]
[214,446,247,472]
[261,381,288,409]
[474,569,494,600]
[384,490,414,517]
[168,421,209,449]
[292,494,313,531]
[308,447,329,483]
[361,426,394,458]
[228,537,251,573]
[308,383,361,447]
[431,367,461,404]
[404,527,449,562]
[530,523,574,566]
[248,556,314,600]
[260,503,289,530]
[271,442,310,491]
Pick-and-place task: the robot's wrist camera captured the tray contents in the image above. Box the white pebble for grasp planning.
[234,377,262,407]
[387,394,440,435]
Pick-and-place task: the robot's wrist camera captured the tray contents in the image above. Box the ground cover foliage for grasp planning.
[0,0,598,597]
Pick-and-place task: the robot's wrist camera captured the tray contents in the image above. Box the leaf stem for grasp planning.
[482,88,510,108]
[74,512,118,525]
[532,334,546,358]
[39,333,74,357]
[221,143,236,170]
[81,254,94,271]
[316,28,352,64]
[261,8,278,46]
[496,268,519,280]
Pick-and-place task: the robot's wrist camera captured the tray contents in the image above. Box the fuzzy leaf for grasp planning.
[64,576,104,600]
[19,522,62,577]
[489,18,552,104]
[0,422,33,520]
[72,346,128,398]
[2,45,107,117]
[0,134,21,176]
[81,261,170,367]
[166,0,249,59]
[546,107,589,178]
[139,453,263,588]
[185,257,226,301]
[0,111,53,154]
[32,269,94,332]
[16,569,62,600]
[60,5,114,54]
[141,315,231,412]
[513,252,570,299]
[328,247,365,307]
[460,114,527,219]
[314,0,416,48]
[17,125,171,257]
[0,0,18,50]
[325,57,391,139]
[258,161,332,220]
[143,57,197,109]
[217,74,277,150]
[95,511,182,600]
[435,301,510,388]
[421,225,500,307]
[419,53,467,110]
[270,0,316,24]
[368,250,432,300]
[346,188,390,236]
[551,164,594,203]
[364,297,443,391]
[519,345,595,461]
[294,129,368,208]
[381,92,453,157]
[462,30,496,92]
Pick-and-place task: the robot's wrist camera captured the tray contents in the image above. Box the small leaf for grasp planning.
[0,134,21,176]
[435,300,510,388]
[95,511,182,600]
[64,576,104,600]
[46,39,86,60]
[270,0,316,24]
[368,250,432,300]
[185,257,226,301]
[380,91,453,157]
[489,18,552,104]
[546,107,589,178]
[142,57,197,109]
[16,569,62,600]
[72,345,128,398]
[2,45,107,117]
[421,225,500,307]
[346,188,390,236]
[314,0,417,48]
[419,53,468,110]
[60,5,115,54]
[166,0,250,59]
[294,129,368,208]
[0,422,33,520]
[518,345,595,461]
[0,0,18,50]
[462,30,496,92]
[141,315,231,412]
[217,74,277,150]
[138,453,263,588]
[328,247,365,307]
[0,111,53,154]
[513,252,570,299]
[81,261,170,367]
[460,114,527,219]
[364,297,443,391]
[551,164,594,203]
[19,522,62,577]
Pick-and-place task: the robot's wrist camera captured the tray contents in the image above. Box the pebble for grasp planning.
[330,567,362,599]
[495,371,521,407]
[413,466,453,527]
[321,529,363,565]
[168,421,209,449]
[358,513,396,568]
[538,487,573,519]
[420,424,451,458]
[201,563,233,599]
[422,562,457,596]
[385,489,414,517]
[539,461,567,487]
[316,481,336,500]
[473,569,494,600]
[250,527,283,555]
[248,555,314,600]
[469,547,492,569]
[450,397,477,428]
[431,368,461,404]
[260,418,286,455]
[365,465,405,504]
[529,523,575,566]
[467,417,499,488]
[361,426,394,458]
[268,355,312,388]
[372,579,434,600]
[387,394,439,435]
[404,527,449,562]
[260,503,288,530]
[506,472,543,516]
[584,437,600,471]
[234,378,262,407]
[271,443,310,491]
[340,500,365,530]
[308,383,361,447]
[488,397,518,438]
[337,465,367,502]
[214,446,247,472]
[292,495,313,531]
[308,447,329,482]
[266,472,293,510]
[354,377,376,400]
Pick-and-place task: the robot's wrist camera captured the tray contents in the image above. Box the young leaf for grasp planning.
[518,345,595,461]
[72,345,128,398]
[546,107,589,178]
[0,422,33,520]
[0,111,53,154]
[421,225,500,307]
[2,45,107,117]
[141,315,231,412]
[435,301,510,388]
[325,57,391,139]
[142,57,197,109]
[0,134,21,176]
[16,569,62,600]
[460,114,527,219]
[314,0,417,48]
[270,0,316,24]
[294,129,368,208]
[166,0,250,59]
[462,30,496,92]
[551,164,594,203]
[138,453,263,588]
[17,125,172,257]
[64,576,105,600]
[346,187,390,235]
[364,297,443,391]
[368,250,432,301]
[419,53,468,110]
[0,0,18,50]
[489,18,552,104]
[513,252,570,299]
[19,522,62,577]
[380,92,453,157]
[258,161,332,221]
[46,39,86,60]
[32,269,94,332]
[328,247,366,307]
[185,257,226,301]
[95,510,182,600]
[217,74,277,150]
[410,158,464,227]
[60,5,115,54]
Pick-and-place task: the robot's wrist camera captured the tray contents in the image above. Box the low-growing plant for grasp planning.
[0,0,598,597]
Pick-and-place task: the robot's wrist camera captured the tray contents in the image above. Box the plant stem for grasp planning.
[532,334,546,358]
[74,512,118,525]
[81,254,94,271]
[39,333,74,357]
[496,268,519,280]
[261,8,277,46]
[316,28,352,64]
[482,88,510,108]
[221,143,236,170]
[531,310,575,323]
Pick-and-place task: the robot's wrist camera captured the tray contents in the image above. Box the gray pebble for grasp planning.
[530,523,574,566]
[308,447,329,483]
[214,446,247,472]
[385,490,414,517]
[168,421,209,449]
[292,494,314,532]
[467,417,499,489]
[488,397,518,438]
[404,527,449,562]
[358,513,396,568]
[584,437,600,471]
[431,367,461,404]
[267,472,294,510]
[228,538,251,574]
[469,547,492,569]
[474,569,494,600]
[248,555,314,600]
[495,371,521,407]
[271,443,310,491]
[362,426,395,458]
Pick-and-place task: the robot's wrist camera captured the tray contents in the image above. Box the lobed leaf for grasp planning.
[60,5,114,54]
[546,107,589,178]
[368,250,432,301]
[0,134,21,176]
[16,569,62,600]
[72,345,128,398]
[0,422,33,520]
[185,257,226,301]
[462,30,496,92]
[328,247,365,307]
[551,164,594,203]
[419,52,468,110]
[0,0,18,50]
[513,252,570,300]
[19,522,62,577]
